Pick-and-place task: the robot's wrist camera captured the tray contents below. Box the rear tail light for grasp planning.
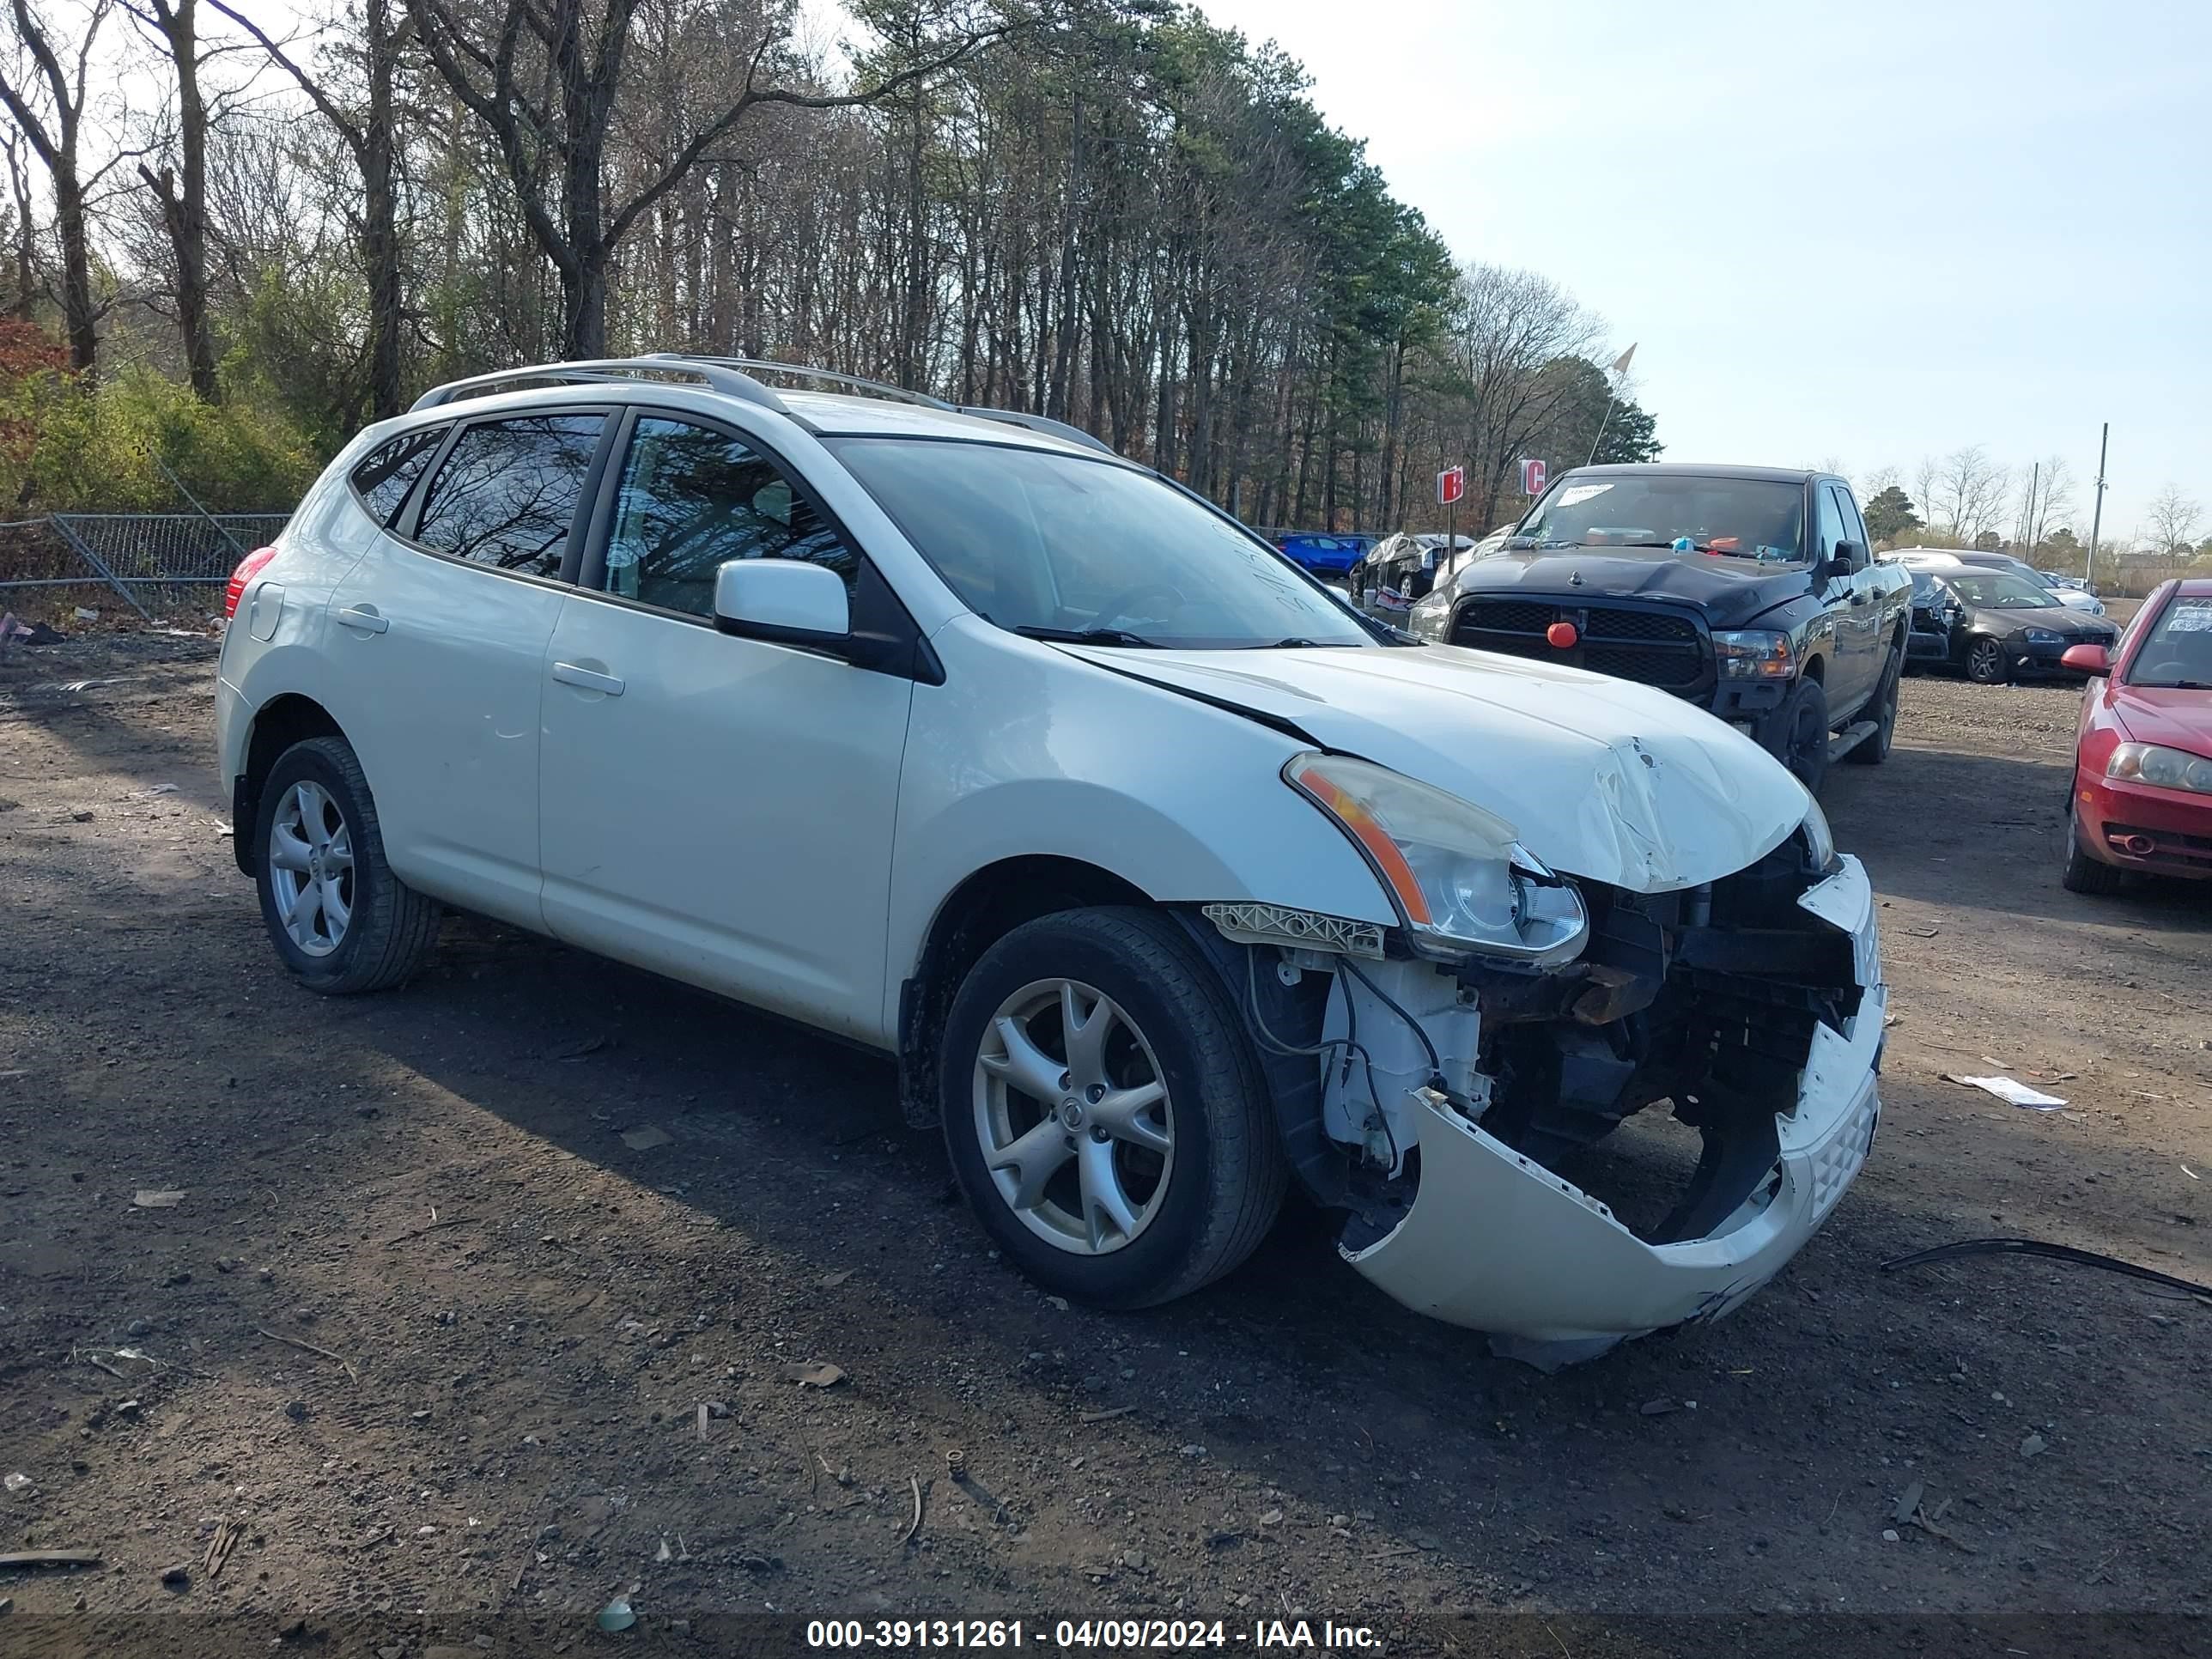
[224,546,279,621]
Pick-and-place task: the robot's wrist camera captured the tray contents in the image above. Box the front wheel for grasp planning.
[2060,800,2127,895]
[1771,677,1831,796]
[1964,636,2008,684]
[939,908,1285,1310]
[254,735,441,994]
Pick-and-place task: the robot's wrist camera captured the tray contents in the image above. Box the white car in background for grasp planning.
[215,356,1886,1364]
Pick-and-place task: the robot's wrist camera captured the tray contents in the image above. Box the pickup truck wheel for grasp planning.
[1964,636,2008,684]
[940,908,1286,1310]
[2061,800,2127,895]
[254,736,441,994]
[1771,678,1830,795]
[1845,641,1903,765]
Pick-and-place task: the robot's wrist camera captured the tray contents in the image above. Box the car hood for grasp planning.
[1060,641,1808,894]
[1450,546,1814,628]
[2111,684,2212,752]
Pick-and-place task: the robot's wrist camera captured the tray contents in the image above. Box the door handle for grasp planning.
[334,605,389,634]
[551,661,624,696]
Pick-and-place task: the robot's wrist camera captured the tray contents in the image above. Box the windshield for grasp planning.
[2128,593,2212,688]
[830,438,1372,649]
[1947,572,2058,610]
[1515,475,1805,560]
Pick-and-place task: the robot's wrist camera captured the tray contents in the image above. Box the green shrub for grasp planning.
[0,364,320,514]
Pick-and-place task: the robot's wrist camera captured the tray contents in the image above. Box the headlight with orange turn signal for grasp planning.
[1284,753,1589,966]
[2107,742,2212,795]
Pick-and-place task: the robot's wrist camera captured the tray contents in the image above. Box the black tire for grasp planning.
[1846,638,1904,765]
[254,735,441,994]
[939,908,1286,1310]
[2060,800,2127,896]
[1964,635,2008,685]
[1771,676,1831,795]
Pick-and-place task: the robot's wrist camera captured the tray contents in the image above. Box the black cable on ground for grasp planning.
[1879,1236,2212,1300]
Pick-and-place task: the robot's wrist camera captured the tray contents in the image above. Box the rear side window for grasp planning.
[414,414,606,578]
[349,427,446,527]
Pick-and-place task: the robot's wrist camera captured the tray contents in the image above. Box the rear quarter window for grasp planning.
[349,426,447,527]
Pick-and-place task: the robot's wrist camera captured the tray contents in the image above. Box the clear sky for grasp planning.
[1188,0,2209,542]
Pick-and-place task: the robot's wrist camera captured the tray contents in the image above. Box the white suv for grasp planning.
[216,356,1886,1364]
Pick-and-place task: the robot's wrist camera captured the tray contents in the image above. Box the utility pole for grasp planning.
[2024,461,2039,555]
[2086,422,2109,589]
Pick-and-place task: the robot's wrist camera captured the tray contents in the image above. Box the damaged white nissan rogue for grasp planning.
[216,357,1885,1364]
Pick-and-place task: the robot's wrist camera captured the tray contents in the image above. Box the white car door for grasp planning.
[537,411,917,1045]
[321,409,611,927]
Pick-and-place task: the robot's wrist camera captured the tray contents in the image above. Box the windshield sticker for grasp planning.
[1553,483,1611,507]
[2165,599,2212,632]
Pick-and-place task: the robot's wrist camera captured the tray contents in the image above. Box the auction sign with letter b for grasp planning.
[1437,465,1465,507]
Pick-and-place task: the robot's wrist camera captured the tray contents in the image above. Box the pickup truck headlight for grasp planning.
[1285,753,1588,965]
[2108,742,2212,795]
[1407,586,1453,641]
[1712,629,1794,679]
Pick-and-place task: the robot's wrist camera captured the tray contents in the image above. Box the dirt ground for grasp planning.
[3,629,2209,1656]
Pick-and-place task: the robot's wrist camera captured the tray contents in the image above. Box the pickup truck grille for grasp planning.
[1453,599,1709,694]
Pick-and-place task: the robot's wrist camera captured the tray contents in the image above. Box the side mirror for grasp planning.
[2059,642,2110,676]
[713,559,851,651]
[1820,554,1854,583]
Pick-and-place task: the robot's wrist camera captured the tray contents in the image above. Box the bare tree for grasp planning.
[125,0,221,398]
[404,0,1013,358]
[1929,444,2009,540]
[2144,483,2202,556]
[2014,455,2074,556]
[0,0,112,370]
[206,0,404,419]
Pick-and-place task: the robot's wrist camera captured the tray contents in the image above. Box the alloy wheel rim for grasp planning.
[268,780,355,957]
[972,977,1175,1255]
[1970,641,2001,678]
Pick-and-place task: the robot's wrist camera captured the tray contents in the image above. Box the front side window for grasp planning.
[829,438,1371,649]
[2127,593,2212,688]
[1815,487,1851,563]
[349,426,446,527]
[1516,475,1807,561]
[414,414,606,577]
[600,417,852,618]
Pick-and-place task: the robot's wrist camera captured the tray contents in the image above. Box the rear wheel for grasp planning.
[1965,636,2008,684]
[939,908,1285,1310]
[1846,640,1903,765]
[2060,799,2127,895]
[254,736,441,994]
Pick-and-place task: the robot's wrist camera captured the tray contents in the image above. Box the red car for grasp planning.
[2060,577,2212,892]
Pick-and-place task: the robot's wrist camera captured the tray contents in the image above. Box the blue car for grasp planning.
[1273,532,1374,575]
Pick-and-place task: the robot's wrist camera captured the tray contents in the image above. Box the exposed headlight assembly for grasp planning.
[2108,742,2212,795]
[2023,628,2064,644]
[1285,753,1588,966]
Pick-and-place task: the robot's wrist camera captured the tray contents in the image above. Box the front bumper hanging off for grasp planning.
[1341,854,1885,1364]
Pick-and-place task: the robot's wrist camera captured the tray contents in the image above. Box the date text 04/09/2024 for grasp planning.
[804,1620,1382,1651]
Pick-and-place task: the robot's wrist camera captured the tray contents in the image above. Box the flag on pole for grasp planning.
[1608,343,1637,376]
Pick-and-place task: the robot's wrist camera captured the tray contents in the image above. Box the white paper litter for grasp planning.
[1948,1074,2066,1110]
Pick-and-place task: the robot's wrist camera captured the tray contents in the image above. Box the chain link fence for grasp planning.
[0,512,293,623]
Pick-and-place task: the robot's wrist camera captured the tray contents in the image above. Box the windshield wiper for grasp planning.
[2135,678,2210,690]
[1250,636,1362,649]
[1009,623,1158,648]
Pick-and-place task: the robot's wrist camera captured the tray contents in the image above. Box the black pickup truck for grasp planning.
[1405,464,1913,793]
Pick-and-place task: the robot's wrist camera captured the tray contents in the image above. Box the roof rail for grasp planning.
[953,406,1115,456]
[648,353,1119,456]
[410,357,791,415]
[649,355,956,412]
